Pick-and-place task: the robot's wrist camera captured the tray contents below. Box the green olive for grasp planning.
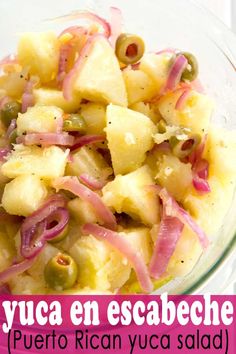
[181,52,199,82]
[115,33,145,65]
[48,224,69,244]
[158,119,167,134]
[44,253,78,290]
[63,114,87,133]
[1,101,21,127]
[170,133,201,159]
[8,128,18,145]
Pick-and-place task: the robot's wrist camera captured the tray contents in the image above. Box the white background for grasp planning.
[196,0,232,29]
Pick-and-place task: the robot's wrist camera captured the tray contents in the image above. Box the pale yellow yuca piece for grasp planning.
[140,53,174,93]
[18,32,60,83]
[155,155,192,202]
[130,102,161,124]
[119,227,153,264]
[183,128,236,236]
[204,127,236,185]
[69,235,131,292]
[184,176,234,236]
[66,146,111,180]
[157,90,214,134]
[17,105,63,135]
[33,88,81,113]
[0,72,27,99]
[27,243,60,279]
[73,36,127,106]
[0,231,16,272]
[106,104,157,175]
[167,227,202,277]
[1,144,69,180]
[123,68,157,105]
[2,175,47,216]
[9,274,46,295]
[68,198,99,225]
[102,165,160,225]
[80,102,106,135]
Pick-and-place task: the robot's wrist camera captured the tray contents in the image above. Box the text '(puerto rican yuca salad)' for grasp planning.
[0,8,235,295]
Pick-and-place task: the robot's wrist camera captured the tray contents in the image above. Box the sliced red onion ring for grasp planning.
[189,134,207,165]
[79,173,107,190]
[149,186,209,249]
[0,258,35,284]
[0,54,18,68]
[150,142,171,154]
[70,134,106,151]
[53,176,117,230]
[0,148,11,161]
[63,33,105,101]
[57,27,88,85]
[5,119,16,139]
[194,159,209,179]
[192,174,210,193]
[159,188,209,248]
[164,54,188,92]
[59,25,88,38]
[21,80,35,113]
[149,215,184,279]
[21,194,68,258]
[109,7,123,47]
[43,207,69,240]
[17,132,75,147]
[21,207,69,259]
[58,11,111,38]
[175,89,191,110]
[22,194,67,233]
[156,48,176,55]
[188,136,210,194]
[82,223,153,293]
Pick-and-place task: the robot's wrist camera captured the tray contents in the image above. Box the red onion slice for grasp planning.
[70,134,106,151]
[79,173,107,190]
[194,159,209,179]
[17,132,75,147]
[159,188,209,248]
[43,207,69,240]
[175,88,191,110]
[164,54,188,92]
[21,79,37,113]
[149,215,184,279]
[53,176,117,230]
[0,54,18,68]
[82,223,153,293]
[192,174,211,193]
[21,194,67,232]
[0,148,11,161]
[109,7,123,47]
[21,207,69,259]
[0,258,35,284]
[5,119,16,139]
[189,134,207,165]
[156,48,176,55]
[58,11,111,38]
[57,27,88,85]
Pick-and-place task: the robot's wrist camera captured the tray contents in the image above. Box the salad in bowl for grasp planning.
[0,8,235,295]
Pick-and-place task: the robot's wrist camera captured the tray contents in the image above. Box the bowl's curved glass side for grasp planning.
[0,0,236,294]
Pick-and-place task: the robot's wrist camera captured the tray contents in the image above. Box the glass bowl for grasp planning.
[0,0,236,294]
